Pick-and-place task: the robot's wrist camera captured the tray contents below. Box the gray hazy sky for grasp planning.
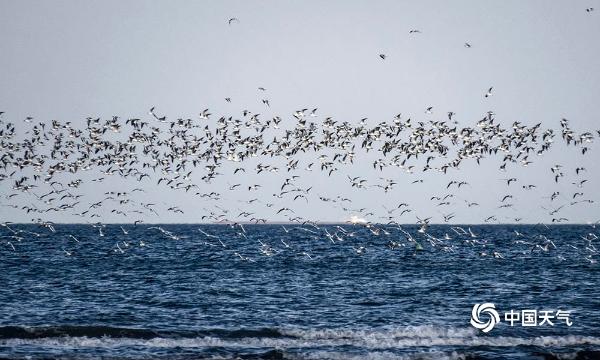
[1,0,599,224]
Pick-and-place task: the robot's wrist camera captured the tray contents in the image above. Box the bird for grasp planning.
[502,178,518,186]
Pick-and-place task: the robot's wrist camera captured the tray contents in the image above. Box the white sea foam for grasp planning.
[1,326,599,351]
[280,325,477,340]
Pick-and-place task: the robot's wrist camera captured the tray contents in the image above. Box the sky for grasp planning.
[1,0,599,224]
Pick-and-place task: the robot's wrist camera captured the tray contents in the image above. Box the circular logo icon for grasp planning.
[470,303,500,333]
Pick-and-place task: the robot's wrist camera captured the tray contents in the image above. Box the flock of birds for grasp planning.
[0,97,598,263]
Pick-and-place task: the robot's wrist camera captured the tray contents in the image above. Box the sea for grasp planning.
[0,224,599,360]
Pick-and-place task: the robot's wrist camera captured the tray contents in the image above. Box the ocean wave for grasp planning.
[0,325,288,340]
[0,325,160,340]
[1,325,599,350]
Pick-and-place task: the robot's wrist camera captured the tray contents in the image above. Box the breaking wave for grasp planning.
[1,325,599,350]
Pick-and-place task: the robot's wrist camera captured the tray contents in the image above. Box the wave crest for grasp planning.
[1,325,599,350]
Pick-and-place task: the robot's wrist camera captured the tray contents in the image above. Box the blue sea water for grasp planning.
[0,224,599,359]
